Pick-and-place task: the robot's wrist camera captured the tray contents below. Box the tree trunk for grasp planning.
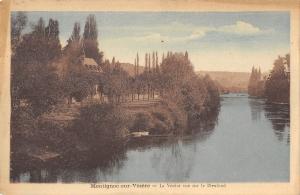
[147,85,150,100]
[67,95,72,106]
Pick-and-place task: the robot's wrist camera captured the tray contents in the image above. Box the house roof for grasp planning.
[83,57,103,73]
[83,57,98,66]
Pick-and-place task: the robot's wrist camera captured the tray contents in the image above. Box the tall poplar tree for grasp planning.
[145,53,148,72]
[137,53,139,75]
[83,14,103,65]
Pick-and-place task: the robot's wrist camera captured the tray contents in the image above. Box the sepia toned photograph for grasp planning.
[9,10,291,184]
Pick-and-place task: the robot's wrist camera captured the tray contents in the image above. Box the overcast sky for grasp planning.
[17,11,290,72]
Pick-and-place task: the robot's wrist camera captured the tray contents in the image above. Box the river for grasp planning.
[13,93,290,182]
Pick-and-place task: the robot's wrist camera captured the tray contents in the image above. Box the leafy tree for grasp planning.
[184,51,188,59]
[248,66,264,97]
[137,53,140,75]
[160,52,194,92]
[83,14,103,64]
[61,22,99,103]
[155,51,159,72]
[101,59,130,104]
[75,103,129,146]
[11,17,62,116]
[285,54,290,72]
[157,52,220,129]
[202,74,220,110]
[265,55,290,103]
[145,53,148,72]
[64,22,81,51]
[11,12,27,55]
[64,72,97,102]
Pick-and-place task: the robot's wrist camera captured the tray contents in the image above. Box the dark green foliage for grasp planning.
[247,54,290,103]
[83,15,98,40]
[119,51,220,133]
[202,74,220,110]
[160,52,194,92]
[131,112,153,132]
[74,103,129,146]
[159,52,220,130]
[128,100,187,135]
[248,66,264,97]
[11,107,37,142]
[61,22,99,103]
[64,22,81,52]
[11,12,27,55]
[70,22,81,42]
[101,60,131,104]
[11,17,62,116]
[265,55,290,103]
[63,72,97,102]
[83,14,103,64]
[157,99,187,134]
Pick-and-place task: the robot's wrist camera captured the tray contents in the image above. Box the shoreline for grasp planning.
[10,102,220,181]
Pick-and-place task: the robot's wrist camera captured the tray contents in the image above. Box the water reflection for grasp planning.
[127,108,219,181]
[152,140,195,181]
[12,107,219,183]
[249,98,264,121]
[11,141,128,183]
[263,103,290,144]
[249,97,290,145]
[12,97,291,182]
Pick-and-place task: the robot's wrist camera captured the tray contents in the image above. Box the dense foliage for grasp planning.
[11,17,62,116]
[74,104,129,145]
[159,52,220,130]
[83,15,103,65]
[248,66,264,97]
[265,55,290,103]
[247,54,290,103]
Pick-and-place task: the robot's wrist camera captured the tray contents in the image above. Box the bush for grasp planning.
[11,107,37,144]
[35,120,76,152]
[74,103,130,147]
[130,112,153,132]
[158,99,187,134]
[128,99,187,135]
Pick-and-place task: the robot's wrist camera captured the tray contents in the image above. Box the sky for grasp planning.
[15,11,290,72]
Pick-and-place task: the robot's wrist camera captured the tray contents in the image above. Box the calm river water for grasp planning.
[14,93,290,182]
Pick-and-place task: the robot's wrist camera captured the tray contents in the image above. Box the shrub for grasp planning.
[74,103,130,147]
[11,107,37,144]
[130,112,153,132]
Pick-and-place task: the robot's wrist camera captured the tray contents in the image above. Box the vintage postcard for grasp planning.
[0,0,299,194]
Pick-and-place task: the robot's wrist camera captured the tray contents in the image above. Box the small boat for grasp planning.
[131,131,149,137]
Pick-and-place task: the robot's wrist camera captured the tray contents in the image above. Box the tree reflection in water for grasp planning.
[127,108,219,181]
[12,140,128,183]
[249,98,264,121]
[263,103,290,144]
[12,108,220,183]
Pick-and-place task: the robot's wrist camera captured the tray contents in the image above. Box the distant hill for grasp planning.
[197,71,251,93]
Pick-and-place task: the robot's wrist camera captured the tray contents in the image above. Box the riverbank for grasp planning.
[11,92,220,176]
[248,95,290,105]
[11,52,221,178]
[11,95,290,182]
